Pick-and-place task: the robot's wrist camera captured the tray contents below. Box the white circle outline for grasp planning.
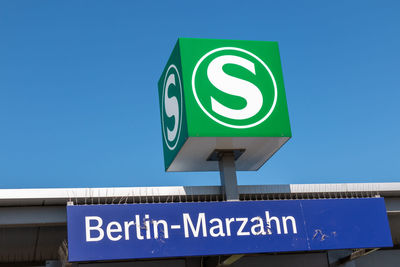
[161,64,183,150]
[191,47,278,129]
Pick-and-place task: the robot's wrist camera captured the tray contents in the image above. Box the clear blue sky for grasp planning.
[0,1,399,188]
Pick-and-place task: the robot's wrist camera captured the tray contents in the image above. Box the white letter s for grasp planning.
[207,55,263,120]
[164,73,179,142]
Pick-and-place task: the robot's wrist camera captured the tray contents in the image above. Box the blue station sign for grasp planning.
[67,198,392,262]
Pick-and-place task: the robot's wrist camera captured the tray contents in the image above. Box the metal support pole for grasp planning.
[218,152,239,201]
[217,254,244,266]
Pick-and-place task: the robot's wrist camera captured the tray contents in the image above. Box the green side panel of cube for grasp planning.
[179,38,291,138]
[158,41,188,171]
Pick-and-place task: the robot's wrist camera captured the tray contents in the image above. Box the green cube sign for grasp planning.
[158,38,291,172]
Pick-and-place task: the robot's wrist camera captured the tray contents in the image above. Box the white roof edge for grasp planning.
[0,182,400,200]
